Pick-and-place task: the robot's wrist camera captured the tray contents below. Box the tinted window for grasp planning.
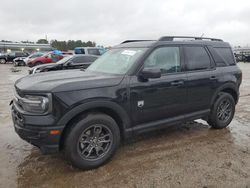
[9,52,15,56]
[75,49,85,54]
[16,52,23,56]
[185,46,211,71]
[87,49,101,56]
[86,56,98,62]
[73,56,98,63]
[144,47,181,74]
[215,47,235,65]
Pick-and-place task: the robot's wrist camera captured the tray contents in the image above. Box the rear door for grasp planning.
[184,45,217,113]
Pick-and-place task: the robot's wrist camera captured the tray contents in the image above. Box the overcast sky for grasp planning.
[0,0,250,46]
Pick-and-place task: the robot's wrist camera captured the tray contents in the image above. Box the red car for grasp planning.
[27,52,64,67]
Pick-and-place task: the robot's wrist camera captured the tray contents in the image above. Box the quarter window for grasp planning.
[185,46,211,71]
[215,47,235,65]
[144,47,181,74]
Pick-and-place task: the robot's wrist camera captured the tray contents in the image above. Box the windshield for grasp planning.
[29,52,44,58]
[86,48,146,74]
[56,55,73,64]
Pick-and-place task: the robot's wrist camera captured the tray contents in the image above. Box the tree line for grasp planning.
[37,39,96,51]
[1,39,97,51]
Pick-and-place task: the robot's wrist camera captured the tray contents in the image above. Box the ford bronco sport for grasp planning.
[11,36,242,169]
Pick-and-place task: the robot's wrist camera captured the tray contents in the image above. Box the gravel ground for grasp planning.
[0,63,249,188]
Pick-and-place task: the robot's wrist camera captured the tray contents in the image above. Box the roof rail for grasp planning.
[158,36,223,42]
[121,40,154,44]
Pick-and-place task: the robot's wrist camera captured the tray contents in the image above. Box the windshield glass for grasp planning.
[56,55,73,64]
[29,52,44,58]
[86,48,146,74]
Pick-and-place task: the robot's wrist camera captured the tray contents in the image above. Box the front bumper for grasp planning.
[11,104,63,154]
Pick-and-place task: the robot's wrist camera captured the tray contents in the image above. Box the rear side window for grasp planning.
[72,56,85,63]
[185,46,211,71]
[73,56,98,63]
[214,47,235,65]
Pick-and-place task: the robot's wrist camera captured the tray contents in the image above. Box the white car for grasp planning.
[13,57,26,66]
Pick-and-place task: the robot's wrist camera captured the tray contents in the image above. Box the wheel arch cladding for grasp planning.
[211,83,239,107]
[58,101,131,150]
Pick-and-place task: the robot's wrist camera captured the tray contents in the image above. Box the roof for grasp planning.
[114,36,231,48]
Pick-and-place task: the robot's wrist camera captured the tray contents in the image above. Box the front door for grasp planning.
[129,46,188,125]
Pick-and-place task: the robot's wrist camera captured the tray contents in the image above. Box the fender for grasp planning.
[210,82,239,106]
[57,100,132,136]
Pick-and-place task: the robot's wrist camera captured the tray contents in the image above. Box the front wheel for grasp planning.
[0,58,6,64]
[207,92,235,129]
[64,113,120,170]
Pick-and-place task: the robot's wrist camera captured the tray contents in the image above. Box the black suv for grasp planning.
[11,36,242,169]
[0,51,29,63]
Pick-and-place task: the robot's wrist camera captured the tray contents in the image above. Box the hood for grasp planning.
[15,70,124,93]
[31,63,58,70]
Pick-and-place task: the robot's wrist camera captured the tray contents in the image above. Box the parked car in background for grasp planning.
[29,55,98,74]
[13,57,27,66]
[0,51,29,64]
[27,52,64,67]
[235,54,250,63]
[23,52,45,66]
[74,47,105,56]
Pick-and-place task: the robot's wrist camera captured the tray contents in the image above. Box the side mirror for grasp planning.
[44,56,48,58]
[140,68,161,80]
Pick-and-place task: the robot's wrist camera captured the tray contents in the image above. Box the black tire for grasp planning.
[207,92,235,129]
[64,113,120,170]
[0,58,6,64]
[34,61,43,66]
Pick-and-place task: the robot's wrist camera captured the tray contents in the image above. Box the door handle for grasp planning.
[171,80,184,86]
[210,76,217,80]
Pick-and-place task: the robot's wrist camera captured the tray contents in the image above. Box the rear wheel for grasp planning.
[207,92,235,129]
[64,113,120,170]
[0,59,6,64]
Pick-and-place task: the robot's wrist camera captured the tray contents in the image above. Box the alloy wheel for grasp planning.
[216,99,232,122]
[77,124,113,161]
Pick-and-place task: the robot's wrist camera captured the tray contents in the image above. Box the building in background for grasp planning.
[0,42,52,53]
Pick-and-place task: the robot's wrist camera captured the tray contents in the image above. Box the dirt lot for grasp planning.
[0,63,250,188]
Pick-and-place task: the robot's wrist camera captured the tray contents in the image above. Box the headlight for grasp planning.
[19,95,50,114]
[34,69,41,73]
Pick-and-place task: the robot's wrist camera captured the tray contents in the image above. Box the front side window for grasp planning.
[144,47,181,74]
[87,48,146,74]
[185,46,211,71]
